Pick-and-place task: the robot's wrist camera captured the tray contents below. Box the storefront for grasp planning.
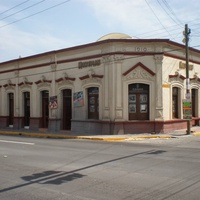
[0,33,200,135]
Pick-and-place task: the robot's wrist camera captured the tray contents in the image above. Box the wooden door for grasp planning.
[129,84,149,120]
[41,91,49,128]
[88,87,99,119]
[24,92,30,127]
[63,89,72,130]
[8,93,14,126]
[172,87,178,119]
[192,89,197,117]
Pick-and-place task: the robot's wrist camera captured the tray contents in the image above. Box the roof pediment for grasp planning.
[123,62,155,76]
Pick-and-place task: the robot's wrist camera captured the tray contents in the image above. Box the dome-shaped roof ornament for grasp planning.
[97,33,132,41]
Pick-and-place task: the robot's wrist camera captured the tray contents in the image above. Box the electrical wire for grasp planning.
[0,0,71,29]
[156,0,183,28]
[0,0,31,16]
[144,0,174,39]
[0,0,46,21]
[161,0,183,25]
[0,0,199,46]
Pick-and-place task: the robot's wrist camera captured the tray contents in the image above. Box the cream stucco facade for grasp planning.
[0,33,200,135]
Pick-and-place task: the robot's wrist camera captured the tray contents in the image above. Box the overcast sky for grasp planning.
[0,0,200,62]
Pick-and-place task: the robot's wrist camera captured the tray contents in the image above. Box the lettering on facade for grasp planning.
[135,47,151,52]
[179,61,193,70]
[132,88,143,91]
[78,59,101,69]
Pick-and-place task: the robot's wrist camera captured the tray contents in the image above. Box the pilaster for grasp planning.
[154,55,164,120]
[115,54,124,120]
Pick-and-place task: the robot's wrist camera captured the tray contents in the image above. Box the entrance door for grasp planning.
[192,89,198,117]
[41,91,49,128]
[172,87,178,119]
[24,92,30,127]
[8,93,14,126]
[63,89,72,130]
[128,84,149,120]
[88,87,99,119]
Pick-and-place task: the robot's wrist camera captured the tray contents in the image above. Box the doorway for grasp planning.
[172,87,179,119]
[41,90,49,128]
[88,87,99,120]
[8,93,14,127]
[24,92,30,127]
[62,89,72,130]
[128,83,149,120]
[192,88,198,117]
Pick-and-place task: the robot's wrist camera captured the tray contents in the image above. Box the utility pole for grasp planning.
[183,24,191,134]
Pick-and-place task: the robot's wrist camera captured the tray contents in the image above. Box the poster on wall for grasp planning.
[129,94,136,103]
[73,91,84,107]
[183,99,192,119]
[49,96,58,109]
[129,104,136,113]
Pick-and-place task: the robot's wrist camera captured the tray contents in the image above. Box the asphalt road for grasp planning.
[0,135,200,200]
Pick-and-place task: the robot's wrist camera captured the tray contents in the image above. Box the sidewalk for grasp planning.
[0,127,200,142]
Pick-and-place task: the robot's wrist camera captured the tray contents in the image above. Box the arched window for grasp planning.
[88,87,99,119]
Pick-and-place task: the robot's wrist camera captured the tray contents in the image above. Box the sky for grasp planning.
[0,0,200,63]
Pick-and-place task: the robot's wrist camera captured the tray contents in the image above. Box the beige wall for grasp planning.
[1,39,200,133]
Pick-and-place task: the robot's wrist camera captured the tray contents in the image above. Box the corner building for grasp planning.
[0,33,200,135]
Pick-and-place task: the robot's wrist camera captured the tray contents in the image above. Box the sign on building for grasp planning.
[49,96,58,109]
[73,91,84,107]
[182,99,192,119]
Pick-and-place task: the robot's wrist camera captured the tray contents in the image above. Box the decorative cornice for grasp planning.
[190,75,200,83]
[123,62,155,76]
[3,83,16,87]
[35,75,52,85]
[79,70,104,80]
[56,77,76,83]
[3,80,16,88]
[18,81,33,86]
[92,74,104,78]
[169,74,185,80]
[55,78,64,83]
[79,75,90,80]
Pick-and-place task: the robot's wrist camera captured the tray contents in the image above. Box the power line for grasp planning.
[0,0,71,29]
[0,0,31,16]
[156,0,183,27]
[0,0,46,21]
[144,0,174,39]
[133,21,200,44]
[161,0,183,25]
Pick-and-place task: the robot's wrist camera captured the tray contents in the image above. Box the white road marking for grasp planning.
[0,140,35,145]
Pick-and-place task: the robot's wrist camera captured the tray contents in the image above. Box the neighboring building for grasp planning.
[0,33,200,135]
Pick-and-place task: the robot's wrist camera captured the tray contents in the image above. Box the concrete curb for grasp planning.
[0,130,175,142]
